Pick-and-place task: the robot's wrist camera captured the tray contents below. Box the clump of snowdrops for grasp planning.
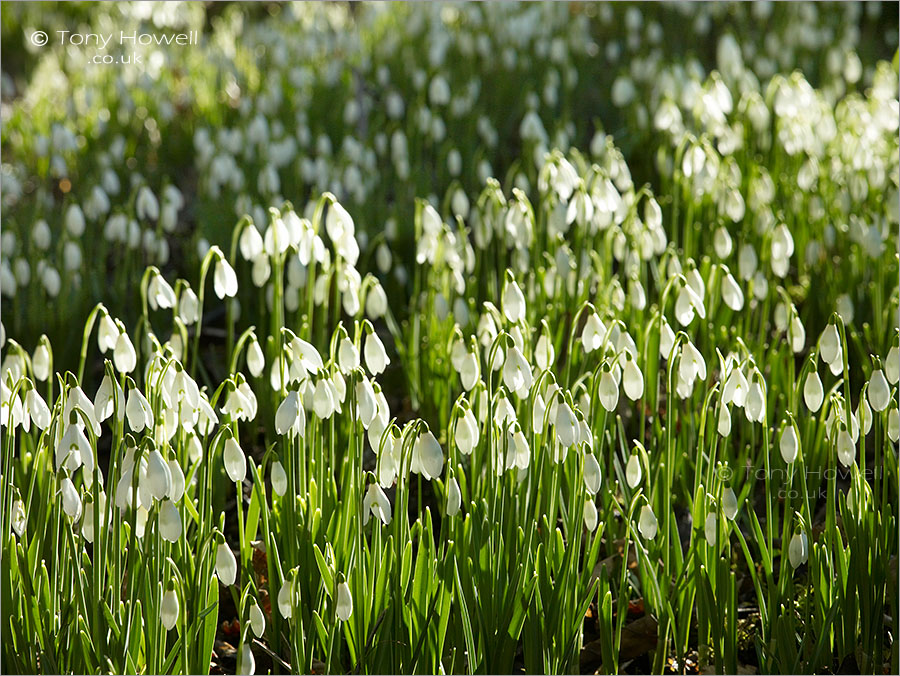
[2,3,899,676]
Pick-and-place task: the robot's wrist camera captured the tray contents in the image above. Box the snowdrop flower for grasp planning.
[94,374,123,423]
[885,345,899,385]
[136,186,159,221]
[161,587,179,631]
[535,333,555,371]
[223,437,246,483]
[581,313,606,353]
[583,452,601,494]
[622,354,644,400]
[57,423,90,471]
[365,283,388,319]
[780,423,799,463]
[836,426,855,467]
[868,368,891,412]
[717,401,733,437]
[247,338,265,378]
[819,323,841,367]
[626,453,642,488]
[638,504,658,540]
[714,226,733,258]
[168,459,185,502]
[126,387,154,433]
[745,378,766,423]
[502,276,526,323]
[240,224,264,261]
[271,461,288,497]
[178,287,200,325]
[336,581,353,621]
[65,204,85,237]
[11,498,26,537]
[789,316,806,354]
[598,368,619,412]
[788,530,808,569]
[114,330,137,374]
[146,448,172,500]
[363,483,391,525]
[148,272,176,311]
[289,337,324,377]
[674,283,705,326]
[803,371,824,412]
[159,500,183,542]
[411,430,444,480]
[555,400,579,448]
[216,542,237,586]
[721,271,744,311]
[32,342,50,382]
[276,567,297,618]
[722,366,748,408]
[338,338,360,375]
[447,476,462,516]
[583,499,599,532]
[25,389,50,430]
[455,408,479,455]
[704,512,717,546]
[502,345,532,397]
[356,378,378,428]
[888,406,899,442]
[250,599,266,637]
[505,424,530,471]
[313,379,335,420]
[213,255,238,299]
[364,330,390,375]
[722,486,738,520]
[60,477,82,521]
[275,391,304,437]
[459,352,481,392]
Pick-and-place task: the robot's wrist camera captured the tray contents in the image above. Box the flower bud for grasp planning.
[114,332,137,374]
[819,324,841,366]
[250,598,266,637]
[336,581,353,621]
[271,461,288,497]
[583,452,601,495]
[278,576,293,618]
[779,424,799,464]
[598,370,619,412]
[146,449,172,500]
[411,430,444,480]
[455,409,479,455]
[364,331,390,375]
[722,486,738,520]
[61,477,82,521]
[247,339,265,378]
[704,512,717,546]
[583,499,598,531]
[447,476,461,516]
[788,531,808,569]
[216,542,237,586]
[803,372,824,412]
[868,369,890,412]
[161,588,180,631]
[638,504,658,540]
[622,358,644,400]
[626,454,642,488]
[223,438,246,483]
[159,500,182,542]
[338,338,360,374]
